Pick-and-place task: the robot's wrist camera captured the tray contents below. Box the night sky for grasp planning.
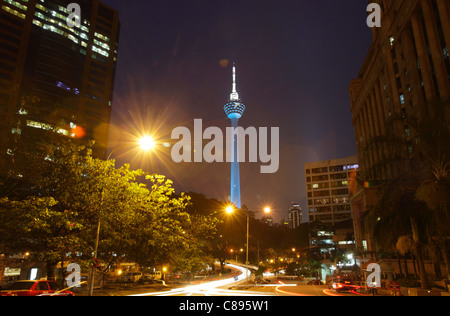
[101,0,373,223]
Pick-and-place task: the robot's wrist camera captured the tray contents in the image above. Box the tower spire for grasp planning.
[230,63,239,101]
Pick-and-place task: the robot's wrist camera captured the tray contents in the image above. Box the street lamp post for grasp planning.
[87,135,155,296]
[245,210,249,280]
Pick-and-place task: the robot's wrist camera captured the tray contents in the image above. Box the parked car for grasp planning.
[0,280,75,296]
[141,271,162,282]
[307,279,324,285]
[0,276,17,291]
[119,271,143,283]
[329,277,356,292]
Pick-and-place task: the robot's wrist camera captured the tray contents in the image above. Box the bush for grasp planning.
[397,278,420,288]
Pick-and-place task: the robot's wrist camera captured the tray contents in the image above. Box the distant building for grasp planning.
[308,220,355,263]
[0,0,120,160]
[288,202,302,229]
[308,222,335,257]
[263,217,274,227]
[304,156,359,225]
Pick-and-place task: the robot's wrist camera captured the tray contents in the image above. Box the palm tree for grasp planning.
[416,176,450,280]
[364,173,432,289]
[396,235,414,277]
[414,99,450,281]
[360,100,450,289]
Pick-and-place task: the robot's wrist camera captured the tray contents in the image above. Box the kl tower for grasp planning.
[224,63,246,209]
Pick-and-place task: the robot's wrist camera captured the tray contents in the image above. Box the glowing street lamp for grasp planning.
[162,267,167,282]
[138,135,156,152]
[107,135,156,161]
[225,206,235,215]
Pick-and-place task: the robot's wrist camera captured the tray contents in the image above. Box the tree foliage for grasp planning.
[361,100,450,287]
[0,140,218,278]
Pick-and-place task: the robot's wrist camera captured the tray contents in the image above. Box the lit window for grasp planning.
[1,5,26,19]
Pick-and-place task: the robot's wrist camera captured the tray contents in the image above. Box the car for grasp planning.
[330,277,356,292]
[307,279,324,285]
[0,276,17,291]
[0,280,75,297]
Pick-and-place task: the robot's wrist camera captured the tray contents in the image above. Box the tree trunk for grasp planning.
[414,242,432,289]
[404,254,409,277]
[46,261,57,282]
[441,240,450,280]
[219,259,226,274]
[60,258,66,288]
[410,217,431,289]
[396,251,403,277]
[412,253,419,278]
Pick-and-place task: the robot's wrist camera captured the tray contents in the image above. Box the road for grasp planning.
[128,264,362,297]
[129,264,267,297]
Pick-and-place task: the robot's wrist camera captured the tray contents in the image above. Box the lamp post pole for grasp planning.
[246,211,249,282]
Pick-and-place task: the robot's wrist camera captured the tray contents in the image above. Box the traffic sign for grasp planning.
[388,281,402,296]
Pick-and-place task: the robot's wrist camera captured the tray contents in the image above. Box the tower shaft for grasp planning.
[230,118,241,209]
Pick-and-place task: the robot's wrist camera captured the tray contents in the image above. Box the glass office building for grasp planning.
[0,0,120,159]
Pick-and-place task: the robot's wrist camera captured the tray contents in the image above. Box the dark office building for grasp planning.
[0,0,120,160]
[288,202,302,230]
[349,0,450,253]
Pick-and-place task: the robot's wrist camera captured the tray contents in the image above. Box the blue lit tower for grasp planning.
[224,64,246,209]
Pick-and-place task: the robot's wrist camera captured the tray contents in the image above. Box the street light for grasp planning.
[107,135,156,161]
[88,137,156,296]
[162,267,167,283]
[138,135,156,152]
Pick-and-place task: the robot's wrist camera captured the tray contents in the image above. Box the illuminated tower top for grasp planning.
[224,64,246,120]
[230,64,239,101]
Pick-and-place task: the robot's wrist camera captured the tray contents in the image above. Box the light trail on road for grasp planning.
[275,281,313,297]
[129,264,274,297]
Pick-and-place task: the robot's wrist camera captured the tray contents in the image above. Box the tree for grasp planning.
[415,131,450,280]
[1,139,220,284]
[396,235,416,278]
[361,99,450,289]
[0,196,81,277]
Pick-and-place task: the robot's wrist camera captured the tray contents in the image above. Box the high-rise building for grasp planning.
[224,64,246,208]
[0,0,120,160]
[348,0,450,252]
[304,156,359,225]
[288,202,302,229]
